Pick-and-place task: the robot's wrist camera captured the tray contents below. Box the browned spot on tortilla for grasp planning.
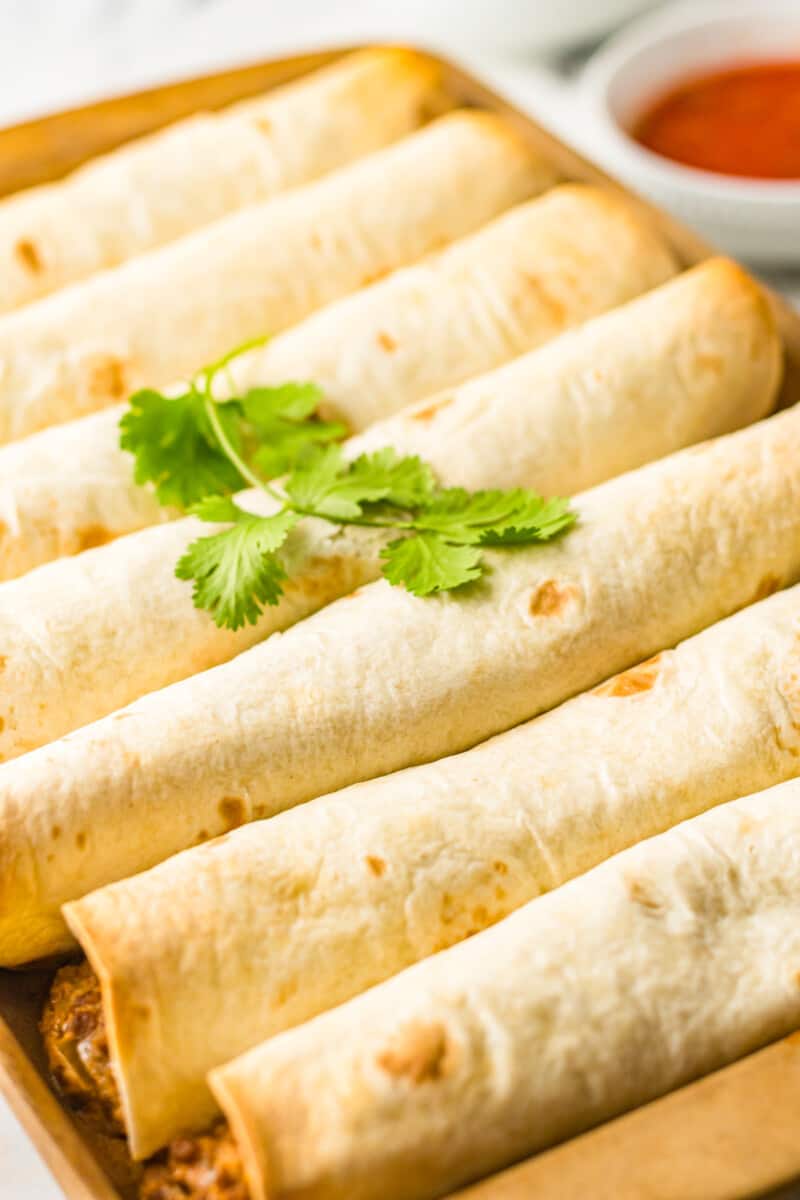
[472,904,489,925]
[195,829,209,844]
[787,1030,800,1047]
[522,272,566,325]
[219,796,246,830]
[51,825,61,840]
[495,886,506,901]
[15,238,42,273]
[493,860,508,875]
[0,656,6,672]
[376,330,397,352]
[528,580,576,618]
[596,655,663,698]
[377,1022,452,1084]
[361,266,389,288]
[76,525,113,553]
[411,395,453,423]
[0,717,4,733]
[275,978,297,1006]
[753,574,781,604]
[87,357,127,400]
[76,832,86,850]
[366,855,386,877]
[627,876,663,912]
[696,353,724,377]
[794,970,800,989]
[254,116,272,134]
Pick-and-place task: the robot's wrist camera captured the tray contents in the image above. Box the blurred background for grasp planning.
[0,0,662,124]
[1,0,797,286]
[0,0,798,1194]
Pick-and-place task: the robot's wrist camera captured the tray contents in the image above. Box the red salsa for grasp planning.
[632,60,800,180]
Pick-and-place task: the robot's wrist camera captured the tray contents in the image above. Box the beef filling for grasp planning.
[42,960,248,1200]
[139,1123,249,1200]
[40,959,124,1135]
[42,960,250,1197]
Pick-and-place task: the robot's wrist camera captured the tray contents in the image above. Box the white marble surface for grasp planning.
[0,3,798,1197]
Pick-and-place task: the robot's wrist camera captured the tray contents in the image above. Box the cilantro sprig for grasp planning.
[120,336,346,509]
[121,341,576,630]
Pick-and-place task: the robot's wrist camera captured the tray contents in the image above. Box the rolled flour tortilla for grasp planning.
[0,185,678,582]
[0,49,450,314]
[0,109,551,444]
[0,258,771,760]
[4,389,800,968]
[64,580,800,1155]
[210,779,800,1200]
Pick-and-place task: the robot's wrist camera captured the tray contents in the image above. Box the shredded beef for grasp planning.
[139,1123,249,1199]
[42,961,249,1198]
[40,959,124,1134]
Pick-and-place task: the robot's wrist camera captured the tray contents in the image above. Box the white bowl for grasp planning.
[393,0,659,56]
[580,0,800,266]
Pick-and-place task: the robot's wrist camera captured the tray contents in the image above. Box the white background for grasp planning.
[0,2,797,1195]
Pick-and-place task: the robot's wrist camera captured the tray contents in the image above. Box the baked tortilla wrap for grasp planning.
[0,109,551,444]
[0,260,768,759]
[210,781,800,1200]
[4,395,800,967]
[63,580,800,1155]
[0,186,678,582]
[0,49,450,314]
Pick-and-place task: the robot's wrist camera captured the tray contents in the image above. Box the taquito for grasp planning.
[0,109,551,444]
[4,379,800,968]
[0,186,678,582]
[210,781,800,1200]
[0,49,449,313]
[62,580,800,1154]
[0,260,768,760]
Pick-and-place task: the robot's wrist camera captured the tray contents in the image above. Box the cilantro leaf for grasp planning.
[175,508,299,629]
[189,495,244,523]
[242,382,324,425]
[480,496,576,545]
[346,448,436,509]
[285,445,436,521]
[251,419,348,479]
[416,488,575,545]
[241,383,347,477]
[381,533,483,596]
[120,388,244,509]
[283,445,350,515]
